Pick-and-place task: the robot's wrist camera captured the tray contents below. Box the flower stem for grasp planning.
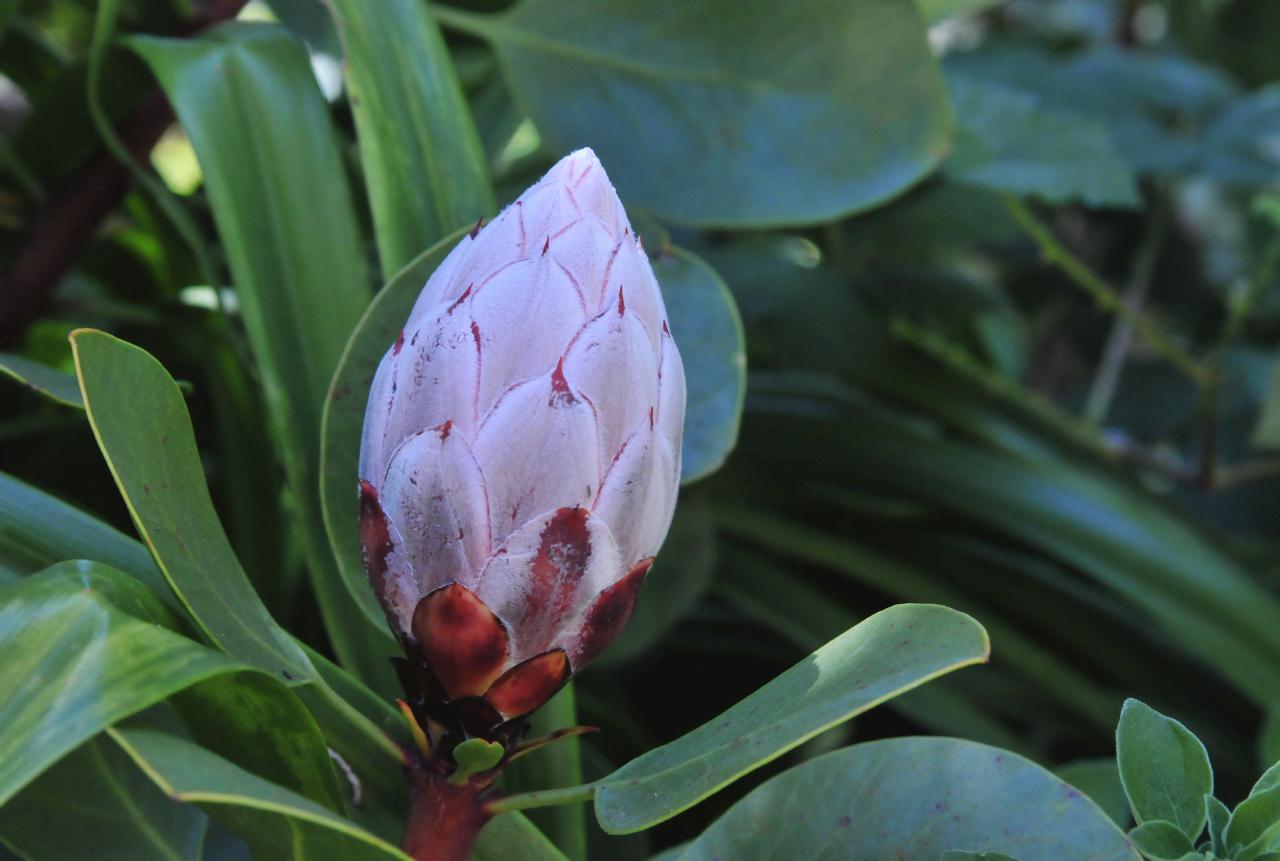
[403,765,490,861]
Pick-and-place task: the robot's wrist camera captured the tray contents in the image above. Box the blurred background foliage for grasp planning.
[4,0,1280,856]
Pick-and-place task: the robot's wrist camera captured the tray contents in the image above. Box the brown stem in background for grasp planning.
[0,0,247,348]
[403,765,491,861]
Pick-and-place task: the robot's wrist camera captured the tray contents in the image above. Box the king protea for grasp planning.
[359,148,685,753]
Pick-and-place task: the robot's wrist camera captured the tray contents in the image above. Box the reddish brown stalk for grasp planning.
[403,765,492,861]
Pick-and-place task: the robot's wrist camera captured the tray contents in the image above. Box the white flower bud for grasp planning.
[359,149,685,730]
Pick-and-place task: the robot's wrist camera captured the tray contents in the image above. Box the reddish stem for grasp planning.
[403,765,491,861]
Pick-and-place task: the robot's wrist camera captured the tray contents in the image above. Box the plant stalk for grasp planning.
[403,765,491,861]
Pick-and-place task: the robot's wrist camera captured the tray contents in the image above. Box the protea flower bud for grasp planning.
[359,149,685,750]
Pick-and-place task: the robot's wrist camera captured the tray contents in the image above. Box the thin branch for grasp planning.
[482,782,598,816]
[1003,194,1208,387]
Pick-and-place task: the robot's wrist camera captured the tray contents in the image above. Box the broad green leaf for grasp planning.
[1126,821,1196,860]
[1227,784,1280,857]
[70,329,315,683]
[1116,699,1213,839]
[653,247,746,483]
[597,495,716,665]
[594,604,990,833]
[436,0,952,226]
[127,23,396,688]
[680,738,1137,861]
[0,470,160,593]
[0,562,243,806]
[0,352,82,407]
[109,728,411,861]
[474,813,571,861]
[945,74,1141,208]
[321,230,467,637]
[0,734,208,861]
[329,0,493,275]
[1057,759,1130,828]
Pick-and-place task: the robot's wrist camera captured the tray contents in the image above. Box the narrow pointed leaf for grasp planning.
[594,604,990,833]
[109,728,411,861]
[126,23,396,687]
[328,0,493,275]
[71,329,315,683]
[0,352,82,408]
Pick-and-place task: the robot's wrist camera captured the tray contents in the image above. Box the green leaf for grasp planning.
[1057,759,1131,828]
[109,728,411,861]
[0,562,244,806]
[918,0,1005,21]
[1116,699,1213,839]
[945,74,1141,208]
[502,685,587,861]
[70,328,315,683]
[1227,784,1280,857]
[126,23,396,687]
[0,734,208,861]
[175,673,346,814]
[328,0,493,275]
[437,0,952,226]
[941,853,1024,861]
[1207,795,1230,857]
[594,604,990,833]
[0,470,160,594]
[654,247,746,483]
[0,352,82,407]
[474,813,571,861]
[679,737,1138,860]
[1126,821,1196,860]
[321,229,468,638]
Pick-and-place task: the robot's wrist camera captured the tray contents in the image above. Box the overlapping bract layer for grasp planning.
[359,149,684,727]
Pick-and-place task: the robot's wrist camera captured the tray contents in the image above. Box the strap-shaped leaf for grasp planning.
[328,0,493,275]
[0,562,243,806]
[126,23,396,688]
[71,329,314,683]
[594,604,989,833]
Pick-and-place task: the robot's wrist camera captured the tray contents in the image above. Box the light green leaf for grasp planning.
[945,74,1141,208]
[0,562,244,806]
[110,728,411,861]
[1207,795,1230,857]
[70,329,315,683]
[0,734,208,861]
[1116,699,1213,839]
[594,604,990,833]
[321,230,467,638]
[436,0,952,226]
[1127,821,1196,860]
[1227,784,1280,857]
[680,738,1137,860]
[0,470,160,594]
[0,352,82,408]
[654,247,746,483]
[329,0,493,275]
[126,23,396,687]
